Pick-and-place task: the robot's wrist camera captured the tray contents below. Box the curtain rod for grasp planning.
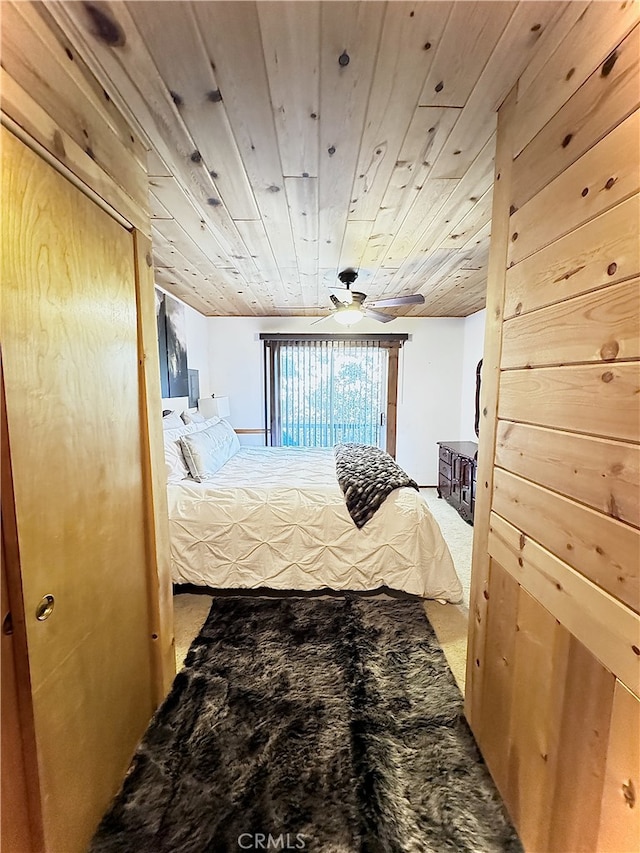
[259,333,409,343]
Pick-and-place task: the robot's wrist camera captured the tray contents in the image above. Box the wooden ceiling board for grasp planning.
[419,2,516,108]
[283,176,320,298]
[514,0,640,155]
[2,2,148,206]
[347,2,451,222]
[440,186,494,250]
[317,1,386,270]
[40,0,606,319]
[192,1,298,269]
[388,130,496,290]
[376,179,456,274]
[431,1,566,180]
[127,1,260,221]
[257,1,321,179]
[358,106,461,273]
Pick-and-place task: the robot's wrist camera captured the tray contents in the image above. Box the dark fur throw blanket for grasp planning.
[90,597,522,853]
[334,442,419,528]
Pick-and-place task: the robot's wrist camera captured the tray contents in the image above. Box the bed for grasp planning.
[163,416,463,602]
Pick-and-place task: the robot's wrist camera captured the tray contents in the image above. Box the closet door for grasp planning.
[1,128,154,851]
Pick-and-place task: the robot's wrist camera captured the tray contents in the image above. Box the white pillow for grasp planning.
[163,417,223,484]
[179,419,240,482]
[163,423,196,482]
[162,411,184,430]
[181,410,206,425]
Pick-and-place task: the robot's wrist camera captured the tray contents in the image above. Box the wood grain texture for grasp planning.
[317,1,384,271]
[492,467,640,612]
[512,24,640,211]
[477,558,519,791]
[465,87,518,734]
[547,635,615,852]
[430,1,565,181]
[0,68,148,235]
[498,362,640,443]
[193,1,296,269]
[127,0,259,221]
[514,0,640,155]
[419,2,514,108]
[360,106,460,274]
[348,1,451,223]
[501,278,640,368]
[1,376,45,853]
[2,126,155,852]
[468,10,640,849]
[41,1,574,318]
[2,1,148,204]
[597,681,640,852]
[504,194,640,319]
[258,1,320,178]
[488,511,640,696]
[508,109,640,266]
[502,589,570,852]
[133,231,175,703]
[495,420,640,528]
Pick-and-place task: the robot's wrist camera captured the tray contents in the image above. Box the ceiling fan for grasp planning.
[321,269,425,326]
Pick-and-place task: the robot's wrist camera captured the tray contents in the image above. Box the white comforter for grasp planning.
[167,447,462,601]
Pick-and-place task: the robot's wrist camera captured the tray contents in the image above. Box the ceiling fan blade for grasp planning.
[330,293,346,309]
[311,314,331,326]
[367,293,425,308]
[364,308,395,323]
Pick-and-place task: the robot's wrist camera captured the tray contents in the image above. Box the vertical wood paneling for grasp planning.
[133,231,175,702]
[466,7,640,848]
[504,589,569,852]
[464,87,518,735]
[478,559,519,790]
[597,681,640,852]
[547,636,615,852]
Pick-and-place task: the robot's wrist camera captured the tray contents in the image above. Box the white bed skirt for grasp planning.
[167,447,463,602]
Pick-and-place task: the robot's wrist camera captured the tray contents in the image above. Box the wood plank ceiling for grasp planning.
[38,1,574,318]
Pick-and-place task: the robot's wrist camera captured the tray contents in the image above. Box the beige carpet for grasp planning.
[172,488,473,693]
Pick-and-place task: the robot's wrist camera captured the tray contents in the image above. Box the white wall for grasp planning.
[206,316,466,486]
[184,302,212,399]
[459,309,486,441]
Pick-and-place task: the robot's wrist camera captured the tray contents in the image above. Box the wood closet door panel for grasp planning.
[1,127,154,852]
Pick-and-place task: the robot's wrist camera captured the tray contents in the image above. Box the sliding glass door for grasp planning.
[264,337,393,450]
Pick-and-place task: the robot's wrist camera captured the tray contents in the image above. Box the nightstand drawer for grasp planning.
[439,446,452,465]
[439,458,452,480]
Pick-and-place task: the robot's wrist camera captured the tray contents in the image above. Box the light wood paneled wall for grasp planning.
[466,10,640,852]
[1,8,174,849]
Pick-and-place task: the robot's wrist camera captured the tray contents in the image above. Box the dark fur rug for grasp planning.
[91,598,522,852]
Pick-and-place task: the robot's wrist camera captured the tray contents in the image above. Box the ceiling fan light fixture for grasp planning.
[334,305,363,326]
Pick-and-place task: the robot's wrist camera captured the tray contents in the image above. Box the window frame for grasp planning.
[261,334,407,457]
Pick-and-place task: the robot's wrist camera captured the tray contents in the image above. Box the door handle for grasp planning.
[35,594,55,621]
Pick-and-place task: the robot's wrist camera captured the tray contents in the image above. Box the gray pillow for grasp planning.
[179,420,240,482]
